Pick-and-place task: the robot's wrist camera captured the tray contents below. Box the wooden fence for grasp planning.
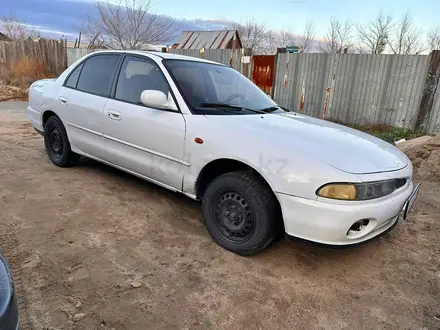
[0,39,67,76]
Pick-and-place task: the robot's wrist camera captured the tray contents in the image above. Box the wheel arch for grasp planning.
[41,110,74,149]
[197,158,285,250]
[195,158,281,209]
[42,109,59,128]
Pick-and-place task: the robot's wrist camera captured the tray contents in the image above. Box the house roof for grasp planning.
[173,30,242,49]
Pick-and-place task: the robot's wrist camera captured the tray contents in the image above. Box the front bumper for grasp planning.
[277,180,415,245]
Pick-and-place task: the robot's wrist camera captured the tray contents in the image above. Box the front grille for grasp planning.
[395,178,407,189]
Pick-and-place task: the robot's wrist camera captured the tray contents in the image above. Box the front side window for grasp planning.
[164,59,282,115]
[76,54,121,97]
[115,56,170,105]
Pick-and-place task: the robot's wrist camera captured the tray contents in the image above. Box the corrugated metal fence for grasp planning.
[428,86,440,133]
[273,53,434,130]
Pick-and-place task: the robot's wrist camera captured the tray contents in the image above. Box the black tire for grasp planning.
[44,116,79,167]
[202,171,280,256]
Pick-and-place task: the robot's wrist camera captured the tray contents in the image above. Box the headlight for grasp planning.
[317,179,407,201]
[317,184,357,200]
[356,180,398,200]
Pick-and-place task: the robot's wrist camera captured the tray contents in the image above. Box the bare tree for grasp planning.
[267,29,295,54]
[427,25,440,51]
[356,12,393,54]
[320,17,353,53]
[79,0,178,49]
[271,20,315,53]
[233,18,271,54]
[389,11,425,54]
[302,20,316,52]
[0,12,39,40]
[278,29,297,47]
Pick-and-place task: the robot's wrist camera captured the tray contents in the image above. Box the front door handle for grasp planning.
[108,109,122,121]
[58,96,68,105]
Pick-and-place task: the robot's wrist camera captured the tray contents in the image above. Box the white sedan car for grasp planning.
[27,50,420,255]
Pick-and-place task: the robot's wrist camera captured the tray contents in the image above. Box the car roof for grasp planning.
[89,49,224,66]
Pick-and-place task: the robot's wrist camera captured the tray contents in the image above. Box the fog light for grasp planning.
[347,219,370,236]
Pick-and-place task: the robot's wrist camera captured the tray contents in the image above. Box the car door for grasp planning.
[102,55,187,190]
[57,53,122,160]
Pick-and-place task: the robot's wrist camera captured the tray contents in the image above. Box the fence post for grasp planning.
[271,52,278,99]
[415,50,440,131]
[241,48,252,79]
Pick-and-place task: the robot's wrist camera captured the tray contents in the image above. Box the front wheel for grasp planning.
[202,171,280,256]
[44,116,79,167]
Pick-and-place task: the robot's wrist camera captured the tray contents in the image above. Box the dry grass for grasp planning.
[8,58,50,87]
[0,63,12,85]
[0,83,28,101]
[0,58,51,101]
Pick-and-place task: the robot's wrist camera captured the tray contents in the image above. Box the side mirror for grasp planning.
[140,90,170,109]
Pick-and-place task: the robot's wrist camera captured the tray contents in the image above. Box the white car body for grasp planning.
[27,50,417,247]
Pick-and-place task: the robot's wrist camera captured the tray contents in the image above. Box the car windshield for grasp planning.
[163,59,285,115]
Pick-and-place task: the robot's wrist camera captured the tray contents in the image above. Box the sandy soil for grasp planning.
[0,105,439,330]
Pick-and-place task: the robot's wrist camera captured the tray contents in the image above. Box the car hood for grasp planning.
[208,112,408,174]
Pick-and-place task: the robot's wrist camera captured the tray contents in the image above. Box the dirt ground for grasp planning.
[0,103,439,330]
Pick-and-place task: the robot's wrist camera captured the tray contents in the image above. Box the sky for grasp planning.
[0,0,439,40]
[152,0,439,34]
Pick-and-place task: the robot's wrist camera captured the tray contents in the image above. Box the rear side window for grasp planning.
[76,54,121,97]
[65,63,83,88]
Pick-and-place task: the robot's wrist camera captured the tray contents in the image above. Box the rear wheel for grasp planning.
[44,116,79,167]
[202,171,279,256]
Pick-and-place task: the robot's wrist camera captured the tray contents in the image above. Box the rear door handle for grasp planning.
[108,109,122,121]
[58,97,68,105]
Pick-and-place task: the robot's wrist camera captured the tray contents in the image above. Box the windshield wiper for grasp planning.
[198,102,267,114]
[258,106,280,112]
[258,105,292,112]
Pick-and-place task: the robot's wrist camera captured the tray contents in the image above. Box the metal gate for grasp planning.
[252,55,276,95]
